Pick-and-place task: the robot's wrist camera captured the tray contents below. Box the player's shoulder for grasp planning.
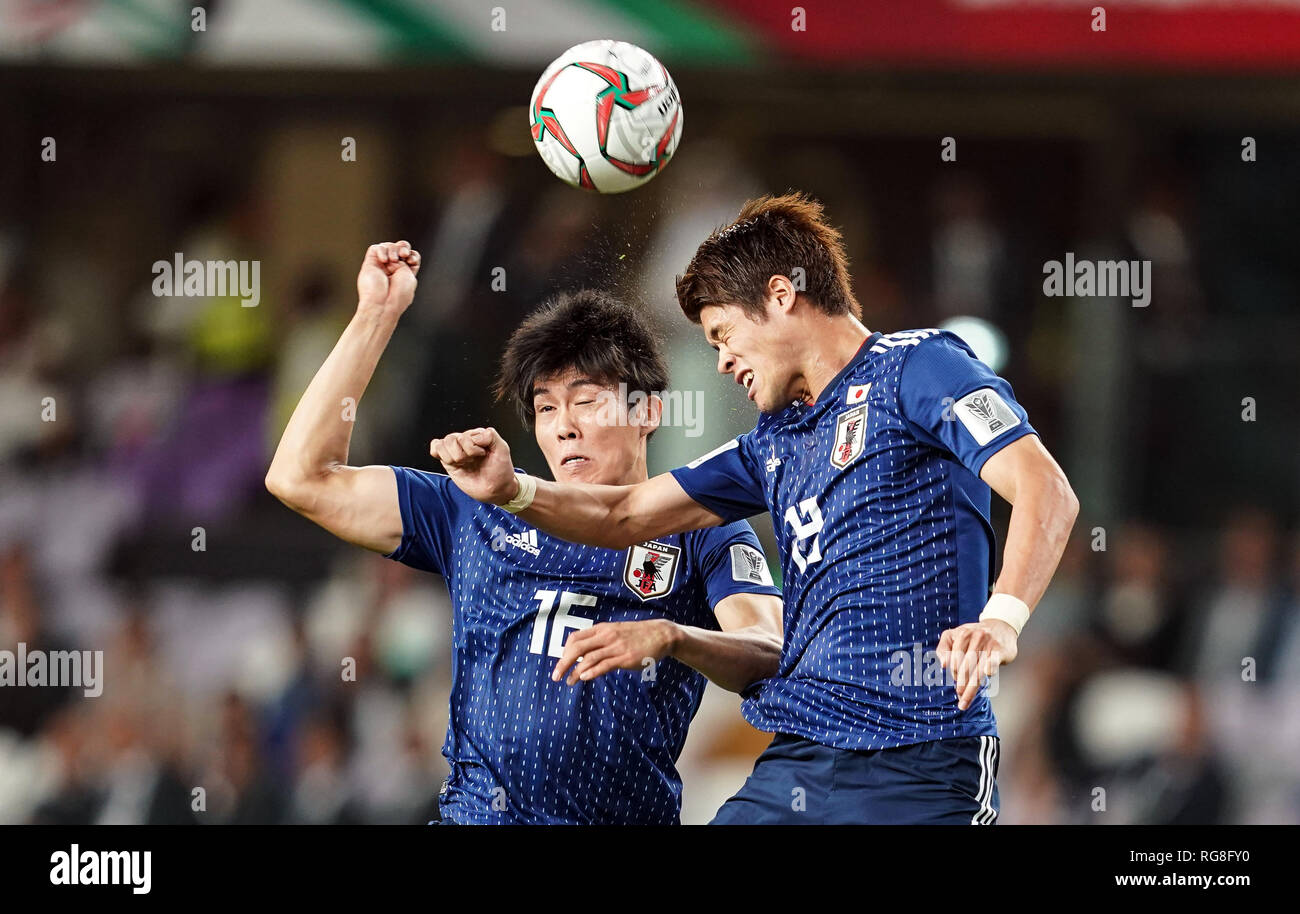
[392,464,453,493]
[681,518,761,555]
[875,327,983,384]
[870,327,973,358]
[390,465,498,512]
[871,327,943,348]
[680,521,777,589]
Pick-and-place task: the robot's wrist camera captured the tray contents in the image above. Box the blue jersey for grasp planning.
[383,466,779,824]
[670,329,1038,751]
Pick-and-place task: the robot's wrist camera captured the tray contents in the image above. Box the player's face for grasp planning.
[699,302,796,413]
[531,368,654,486]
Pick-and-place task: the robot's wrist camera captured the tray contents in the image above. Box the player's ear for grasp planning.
[638,393,663,440]
[768,274,797,315]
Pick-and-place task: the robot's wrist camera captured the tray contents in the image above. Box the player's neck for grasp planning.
[611,453,650,487]
[798,316,871,405]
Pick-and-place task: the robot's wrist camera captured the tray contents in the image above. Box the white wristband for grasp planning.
[979,593,1030,637]
[501,473,537,514]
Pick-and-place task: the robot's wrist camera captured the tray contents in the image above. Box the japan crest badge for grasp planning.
[831,404,868,469]
[623,541,681,601]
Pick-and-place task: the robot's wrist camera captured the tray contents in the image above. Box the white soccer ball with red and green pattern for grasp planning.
[529,39,683,194]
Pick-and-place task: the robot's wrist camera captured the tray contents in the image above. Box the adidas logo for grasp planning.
[501,528,541,556]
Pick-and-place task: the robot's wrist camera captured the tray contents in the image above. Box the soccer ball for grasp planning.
[529,40,683,194]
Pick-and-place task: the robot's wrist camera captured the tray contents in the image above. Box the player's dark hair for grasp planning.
[495,289,669,431]
[675,191,860,323]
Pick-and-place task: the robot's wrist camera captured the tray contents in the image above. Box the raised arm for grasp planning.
[429,427,725,549]
[264,242,421,554]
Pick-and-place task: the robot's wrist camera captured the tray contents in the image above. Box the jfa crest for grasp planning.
[623,541,681,601]
[831,404,868,469]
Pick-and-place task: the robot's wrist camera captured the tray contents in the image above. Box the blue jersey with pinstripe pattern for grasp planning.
[383,466,779,824]
[670,329,1038,751]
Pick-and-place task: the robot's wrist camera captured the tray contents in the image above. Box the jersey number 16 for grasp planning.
[529,589,595,658]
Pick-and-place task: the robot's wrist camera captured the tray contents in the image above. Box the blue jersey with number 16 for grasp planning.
[383,466,779,824]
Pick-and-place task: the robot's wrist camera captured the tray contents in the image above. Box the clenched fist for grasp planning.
[357,241,421,315]
[429,427,520,506]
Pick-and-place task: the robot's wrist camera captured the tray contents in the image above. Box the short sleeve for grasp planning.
[669,435,767,523]
[898,332,1038,477]
[384,466,460,575]
[691,521,781,611]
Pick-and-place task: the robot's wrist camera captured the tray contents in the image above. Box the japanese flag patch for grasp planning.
[955,388,1021,446]
[846,383,870,404]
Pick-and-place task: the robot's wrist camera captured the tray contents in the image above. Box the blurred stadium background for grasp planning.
[1,0,1299,824]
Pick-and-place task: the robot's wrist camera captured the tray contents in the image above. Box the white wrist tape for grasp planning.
[979,593,1031,637]
[501,473,537,514]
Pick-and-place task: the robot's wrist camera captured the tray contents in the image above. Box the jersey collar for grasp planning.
[810,331,881,405]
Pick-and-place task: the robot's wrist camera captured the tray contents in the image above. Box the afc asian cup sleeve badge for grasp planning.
[831,403,868,469]
[623,541,682,601]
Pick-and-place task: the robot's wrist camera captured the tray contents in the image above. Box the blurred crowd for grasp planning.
[1,90,1297,823]
[994,512,1300,824]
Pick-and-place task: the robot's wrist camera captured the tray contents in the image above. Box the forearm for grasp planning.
[519,479,644,548]
[435,432,721,545]
[267,306,397,488]
[992,471,1078,612]
[666,622,782,693]
[518,471,719,549]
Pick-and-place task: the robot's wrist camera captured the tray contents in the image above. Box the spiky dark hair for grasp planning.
[494,290,669,429]
[676,191,860,323]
